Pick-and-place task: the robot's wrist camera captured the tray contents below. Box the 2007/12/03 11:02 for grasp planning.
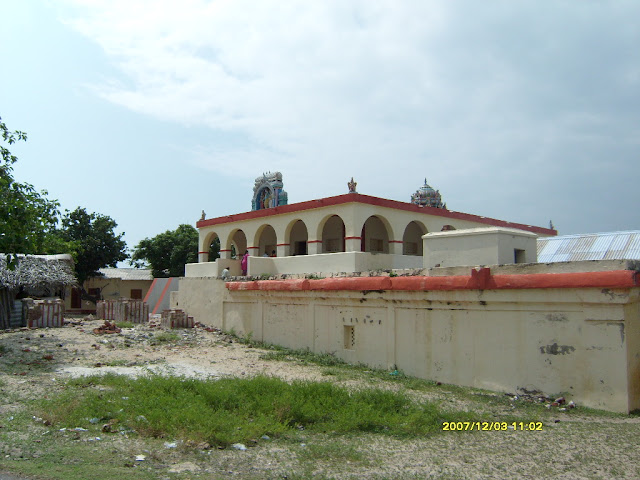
[442,421,543,431]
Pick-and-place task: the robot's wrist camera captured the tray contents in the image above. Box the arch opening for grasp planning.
[229,229,247,258]
[256,224,277,257]
[402,221,427,256]
[361,216,390,253]
[289,220,308,256]
[321,215,345,253]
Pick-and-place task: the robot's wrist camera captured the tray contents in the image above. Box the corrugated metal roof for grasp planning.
[97,268,153,281]
[537,231,640,263]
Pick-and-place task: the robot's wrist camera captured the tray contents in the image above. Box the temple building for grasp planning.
[191,173,555,277]
[174,174,640,414]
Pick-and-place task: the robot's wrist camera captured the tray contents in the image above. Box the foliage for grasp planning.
[38,374,471,448]
[131,224,198,277]
[149,332,180,345]
[0,117,65,259]
[0,116,27,168]
[209,236,220,261]
[59,207,128,284]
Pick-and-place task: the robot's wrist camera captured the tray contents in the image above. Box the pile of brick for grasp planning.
[92,321,121,334]
[161,309,194,329]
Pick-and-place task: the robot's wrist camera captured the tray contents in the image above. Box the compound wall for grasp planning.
[174,262,640,413]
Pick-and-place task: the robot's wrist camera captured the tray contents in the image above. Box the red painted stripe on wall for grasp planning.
[144,278,158,303]
[227,279,311,291]
[226,269,638,292]
[152,278,174,315]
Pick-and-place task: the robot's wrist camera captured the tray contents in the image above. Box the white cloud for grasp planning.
[59,0,640,233]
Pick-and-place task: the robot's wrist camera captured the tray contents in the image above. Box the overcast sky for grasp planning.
[1,1,638,257]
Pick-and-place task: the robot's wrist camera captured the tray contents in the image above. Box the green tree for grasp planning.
[1,117,65,258]
[131,224,198,277]
[209,236,220,261]
[59,207,128,284]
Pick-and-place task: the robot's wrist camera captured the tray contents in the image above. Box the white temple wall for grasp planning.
[174,266,640,413]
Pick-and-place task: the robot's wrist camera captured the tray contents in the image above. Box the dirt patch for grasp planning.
[1,318,639,479]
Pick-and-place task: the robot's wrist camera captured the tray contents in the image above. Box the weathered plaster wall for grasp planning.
[174,263,639,413]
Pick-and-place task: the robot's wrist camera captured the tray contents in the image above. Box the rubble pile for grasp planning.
[92,321,122,335]
[506,390,578,411]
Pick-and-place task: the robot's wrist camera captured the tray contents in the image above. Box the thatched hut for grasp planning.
[0,254,77,329]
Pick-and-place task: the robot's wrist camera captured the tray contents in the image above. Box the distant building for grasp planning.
[65,267,153,314]
[0,254,76,328]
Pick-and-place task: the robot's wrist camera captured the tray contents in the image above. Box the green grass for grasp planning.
[36,374,475,448]
[99,359,131,367]
[114,321,135,328]
[149,332,180,345]
[259,348,347,367]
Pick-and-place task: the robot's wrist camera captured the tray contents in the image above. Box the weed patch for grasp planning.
[114,321,135,329]
[149,332,180,345]
[37,374,474,448]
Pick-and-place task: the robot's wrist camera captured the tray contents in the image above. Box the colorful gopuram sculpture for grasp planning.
[252,171,289,210]
[411,178,446,209]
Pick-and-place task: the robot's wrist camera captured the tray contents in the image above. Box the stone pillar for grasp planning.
[219,249,232,260]
[277,244,289,257]
[307,240,322,255]
[388,240,404,255]
[344,236,361,252]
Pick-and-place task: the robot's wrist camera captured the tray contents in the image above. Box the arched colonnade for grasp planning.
[198,214,431,262]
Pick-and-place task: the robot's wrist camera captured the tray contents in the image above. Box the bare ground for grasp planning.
[0,318,639,479]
